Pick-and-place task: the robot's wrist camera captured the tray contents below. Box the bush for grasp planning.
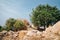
[5,18,16,31]
[0,26,3,32]
[14,19,27,31]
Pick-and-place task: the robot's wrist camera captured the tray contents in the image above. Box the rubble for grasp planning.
[0,21,60,40]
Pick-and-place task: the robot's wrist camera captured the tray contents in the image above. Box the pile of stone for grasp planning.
[23,21,60,40]
[0,21,60,40]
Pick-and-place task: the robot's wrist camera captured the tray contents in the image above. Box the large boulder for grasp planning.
[23,30,42,40]
[23,21,60,40]
[41,21,60,40]
[18,30,27,40]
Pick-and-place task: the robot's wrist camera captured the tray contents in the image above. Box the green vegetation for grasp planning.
[0,4,60,31]
[30,4,60,30]
[0,26,3,31]
[5,18,27,31]
[5,18,16,31]
[14,19,27,31]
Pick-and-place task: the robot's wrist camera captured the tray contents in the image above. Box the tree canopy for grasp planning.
[5,18,16,31]
[30,4,60,29]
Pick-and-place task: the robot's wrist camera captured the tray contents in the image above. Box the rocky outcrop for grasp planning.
[23,21,60,40]
[23,30,42,40]
[0,21,60,40]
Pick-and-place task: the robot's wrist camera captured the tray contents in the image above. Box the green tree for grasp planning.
[14,19,27,31]
[0,26,3,32]
[30,4,60,30]
[5,18,16,31]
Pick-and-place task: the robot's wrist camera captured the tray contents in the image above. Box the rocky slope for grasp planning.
[0,21,60,40]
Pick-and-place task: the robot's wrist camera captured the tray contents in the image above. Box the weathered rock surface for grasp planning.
[0,21,60,40]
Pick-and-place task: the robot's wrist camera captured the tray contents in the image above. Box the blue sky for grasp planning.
[0,0,60,26]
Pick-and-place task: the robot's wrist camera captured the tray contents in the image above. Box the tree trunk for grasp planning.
[44,25,45,30]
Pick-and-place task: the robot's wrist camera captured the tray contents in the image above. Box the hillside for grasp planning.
[0,21,60,40]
